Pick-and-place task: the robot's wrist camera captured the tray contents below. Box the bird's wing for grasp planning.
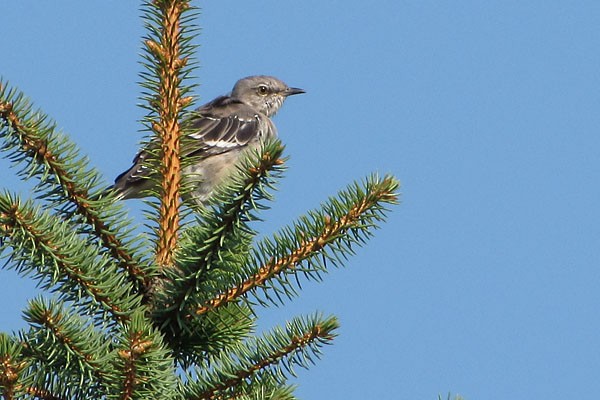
[112,148,155,198]
[183,95,275,159]
[112,96,275,198]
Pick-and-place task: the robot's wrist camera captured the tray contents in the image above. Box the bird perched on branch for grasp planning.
[111,75,305,205]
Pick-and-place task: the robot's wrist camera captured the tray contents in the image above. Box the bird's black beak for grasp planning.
[284,87,306,96]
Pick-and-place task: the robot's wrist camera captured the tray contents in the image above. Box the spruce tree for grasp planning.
[0,2,398,399]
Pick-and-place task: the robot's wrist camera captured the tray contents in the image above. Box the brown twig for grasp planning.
[24,386,65,400]
[0,202,130,323]
[0,357,27,400]
[0,100,149,289]
[117,331,154,400]
[149,0,191,268]
[193,178,398,316]
[193,324,329,400]
[33,306,104,371]
[157,148,284,320]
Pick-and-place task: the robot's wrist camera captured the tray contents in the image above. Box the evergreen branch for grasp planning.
[233,384,297,400]
[148,0,188,267]
[21,298,111,382]
[106,312,177,400]
[153,140,285,324]
[21,367,101,399]
[198,375,297,400]
[183,314,338,400]
[24,386,65,400]
[140,0,197,267]
[0,333,28,400]
[0,193,140,323]
[193,175,399,315]
[0,82,150,290]
[166,302,255,369]
[20,369,97,400]
[1,322,95,400]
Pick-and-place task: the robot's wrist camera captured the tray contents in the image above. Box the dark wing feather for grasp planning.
[111,148,155,198]
[112,95,274,199]
[184,96,267,159]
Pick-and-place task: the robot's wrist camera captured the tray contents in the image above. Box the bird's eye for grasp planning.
[257,85,268,96]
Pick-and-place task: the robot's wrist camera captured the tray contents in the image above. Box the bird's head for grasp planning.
[231,75,305,117]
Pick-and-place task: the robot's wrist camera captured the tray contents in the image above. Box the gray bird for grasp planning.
[112,75,305,205]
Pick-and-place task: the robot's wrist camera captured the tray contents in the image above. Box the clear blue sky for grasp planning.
[1,2,600,399]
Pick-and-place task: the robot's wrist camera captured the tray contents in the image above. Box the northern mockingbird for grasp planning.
[111,75,304,205]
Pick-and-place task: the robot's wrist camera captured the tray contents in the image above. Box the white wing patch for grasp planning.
[203,140,240,148]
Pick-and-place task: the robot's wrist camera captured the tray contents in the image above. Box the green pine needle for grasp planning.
[153,139,286,325]
[105,311,177,399]
[0,81,153,290]
[0,192,142,324]
[182,313,338,400]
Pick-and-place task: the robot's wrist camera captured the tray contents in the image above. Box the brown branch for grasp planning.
[158,149,285,320]
[0,100,149,289]
[0,356,27,400]
[194,324,327,400]
[150,0,191,268]
[24,386,66,400]
[193,180,398,316]
[117,331,154,400]
[3,340,84,399]
[1,203,130,323]
[34,307,104,372]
